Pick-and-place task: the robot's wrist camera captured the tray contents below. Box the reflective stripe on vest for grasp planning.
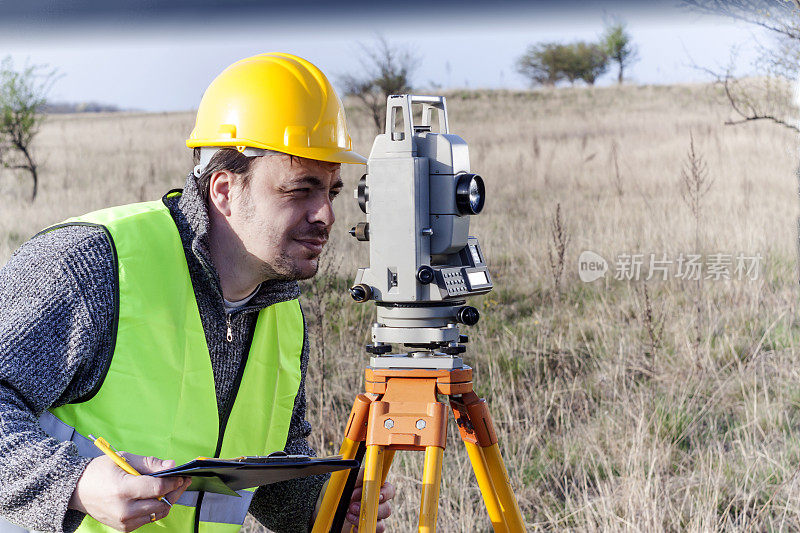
[39,411,254,525]
[41,198,304,532]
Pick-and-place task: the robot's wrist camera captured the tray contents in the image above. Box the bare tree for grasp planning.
[340,36,420,132]
[0,57,57,201]
[683,0,800,131]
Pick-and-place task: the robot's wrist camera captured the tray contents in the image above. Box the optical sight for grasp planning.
[349,95,492,369]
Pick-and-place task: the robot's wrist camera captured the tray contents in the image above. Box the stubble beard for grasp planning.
[272,226,329,281]
[257,236,322,281]
[262,251,320,281]
[238,190,323,282]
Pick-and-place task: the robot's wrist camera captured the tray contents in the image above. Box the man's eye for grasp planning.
[329,189,342,200]
[291,188,310,195]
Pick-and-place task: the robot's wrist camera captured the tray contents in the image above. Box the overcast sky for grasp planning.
[0,0,771,112]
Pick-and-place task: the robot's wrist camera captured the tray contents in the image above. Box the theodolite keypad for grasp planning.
[442,269,468,296]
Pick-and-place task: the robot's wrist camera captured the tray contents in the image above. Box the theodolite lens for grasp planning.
[455,173,485,215]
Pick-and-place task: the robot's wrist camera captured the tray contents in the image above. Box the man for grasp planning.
[0,53,393,532]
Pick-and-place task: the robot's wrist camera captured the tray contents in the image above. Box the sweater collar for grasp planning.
[168,173,301,310]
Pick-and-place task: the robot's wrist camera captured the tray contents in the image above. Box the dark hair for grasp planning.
[193,148,256,202]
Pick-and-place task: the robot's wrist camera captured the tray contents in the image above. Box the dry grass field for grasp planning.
[2,82,799,531]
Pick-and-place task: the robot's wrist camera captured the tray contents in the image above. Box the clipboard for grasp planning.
[151,453,359,496]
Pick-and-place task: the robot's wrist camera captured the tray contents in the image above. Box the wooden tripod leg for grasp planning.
[451,392,526,533]
[312,395,372,533]
[358,445,385,532]
[419,446,444,533]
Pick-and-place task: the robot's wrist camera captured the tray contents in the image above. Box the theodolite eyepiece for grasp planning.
[349,284,372,303]
[416,266,435,285]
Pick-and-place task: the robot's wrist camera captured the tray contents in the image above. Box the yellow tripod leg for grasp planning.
[483,443,526,532]
[464,441,508,533]
[381,449,396,485]
[418,446,444,533]
[358,445,384,533]
[344,449,395,533]
[312,437,360,533]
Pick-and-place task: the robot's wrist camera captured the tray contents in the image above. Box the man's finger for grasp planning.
[379,482,395,502]
[345,500,390,524]
[352,468,365,488]
[123,453,176,475]
[142,455,176,473]
[127,497,170,519]
[163,477,192,504]
[122,471,186,500]
[376,501,392,520]
[351,481,393,506]
[122,501,171,531]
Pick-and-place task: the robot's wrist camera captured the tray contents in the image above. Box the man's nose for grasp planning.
[309,196,335,227]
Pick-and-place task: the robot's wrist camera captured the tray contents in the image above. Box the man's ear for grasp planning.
[208,170,233,217]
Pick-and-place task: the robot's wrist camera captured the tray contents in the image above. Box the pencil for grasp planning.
[88,434,172,507]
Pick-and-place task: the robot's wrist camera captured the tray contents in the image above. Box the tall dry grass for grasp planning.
[1,82,799,531]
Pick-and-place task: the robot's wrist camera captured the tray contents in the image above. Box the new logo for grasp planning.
[578,250,608,282]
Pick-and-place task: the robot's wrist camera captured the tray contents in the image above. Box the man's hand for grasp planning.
[69,452,190,532]
[343,469,395,533]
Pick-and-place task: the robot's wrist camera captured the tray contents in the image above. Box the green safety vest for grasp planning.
[38,195,304,533]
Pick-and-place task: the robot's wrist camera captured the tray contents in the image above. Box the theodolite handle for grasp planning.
[409,95,444,105]
[412,95,450,134]
[384,94,450,144]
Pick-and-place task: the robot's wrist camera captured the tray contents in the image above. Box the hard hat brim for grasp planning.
[186,138,367,165]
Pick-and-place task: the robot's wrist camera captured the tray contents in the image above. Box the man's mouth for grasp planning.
[294,237,327,255]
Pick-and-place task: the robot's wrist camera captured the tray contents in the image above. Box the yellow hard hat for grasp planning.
[187,52,366,164]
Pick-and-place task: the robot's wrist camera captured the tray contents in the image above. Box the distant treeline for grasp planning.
[516,21,638,87]
[43,101,122,114]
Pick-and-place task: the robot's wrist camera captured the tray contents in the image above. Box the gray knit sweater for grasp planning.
[0,174,325,532]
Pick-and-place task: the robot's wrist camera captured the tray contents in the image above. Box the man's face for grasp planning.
[229,154,343,281]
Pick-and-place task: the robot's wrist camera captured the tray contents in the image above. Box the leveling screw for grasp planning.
[416,419,426,430]
[384,419,394,429]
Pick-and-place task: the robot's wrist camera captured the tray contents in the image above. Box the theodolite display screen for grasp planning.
[467,270,488,287]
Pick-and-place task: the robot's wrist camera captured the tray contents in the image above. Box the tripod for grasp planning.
[311,365,526,532]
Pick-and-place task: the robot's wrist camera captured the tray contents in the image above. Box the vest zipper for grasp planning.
[225,312,233,342]
[195,310,253,533]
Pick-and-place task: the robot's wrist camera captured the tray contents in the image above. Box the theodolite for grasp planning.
[348,94,492,369]
[312,95,526,533]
